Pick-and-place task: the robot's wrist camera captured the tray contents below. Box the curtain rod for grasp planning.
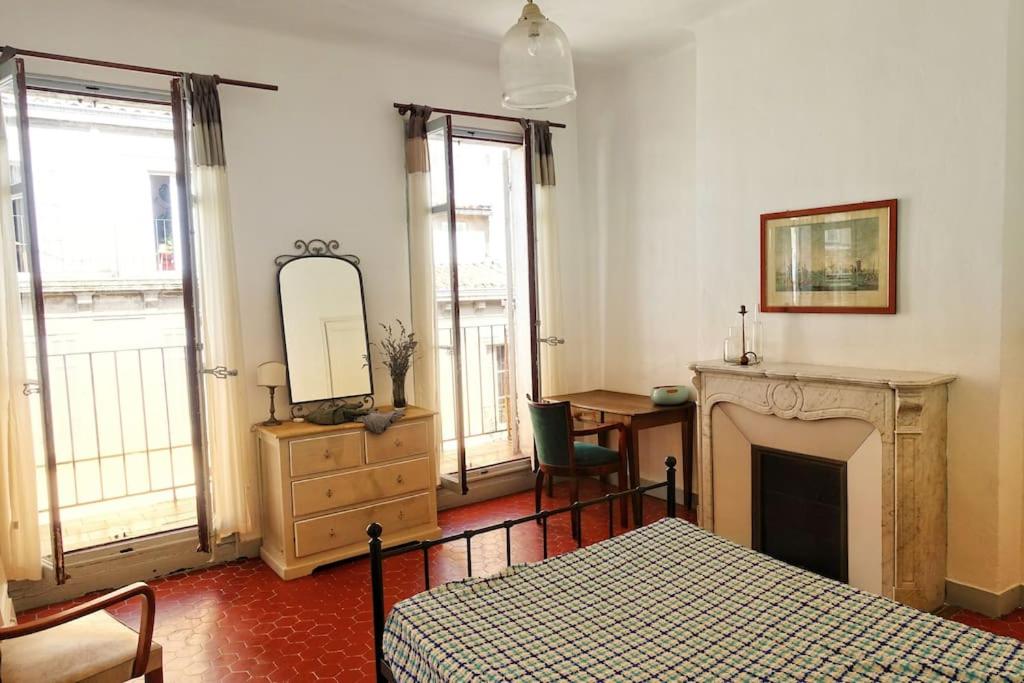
[4,46,279,91]
[393,102,566,129]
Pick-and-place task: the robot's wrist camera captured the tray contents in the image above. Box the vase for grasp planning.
[391,372,407,409]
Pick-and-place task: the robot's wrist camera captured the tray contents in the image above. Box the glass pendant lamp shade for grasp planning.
[499,1,576,109]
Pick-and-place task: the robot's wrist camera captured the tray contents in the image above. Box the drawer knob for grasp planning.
[325,488,334,498]
[398,510,405,520]
[329,528,336,537]
[396,474,405,484]
[394,438,403,447]
[323,450,332,459]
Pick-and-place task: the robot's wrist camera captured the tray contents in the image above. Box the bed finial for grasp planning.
[665,457,677,518]
[367,522,383,539]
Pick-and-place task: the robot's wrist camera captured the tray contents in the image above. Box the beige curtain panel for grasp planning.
[402,106,443,468]
[533,121,556,187]
[185,74,257,542]
[187,74,226,168]
[0,96,41,622]
[532,121,566,395]
[404,105,431,174]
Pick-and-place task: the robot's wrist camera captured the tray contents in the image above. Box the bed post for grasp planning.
[367,522,387,683]
[665,456,677,518]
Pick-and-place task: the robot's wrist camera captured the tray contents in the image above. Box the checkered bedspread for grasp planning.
[383,518,1024,681]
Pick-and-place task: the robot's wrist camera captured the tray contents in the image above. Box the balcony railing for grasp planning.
[437,322,511,443]
[32,346,195,515]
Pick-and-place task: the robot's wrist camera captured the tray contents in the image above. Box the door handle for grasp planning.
[540,336,565,346]
[22,381,40,396]
[202,366,238,379]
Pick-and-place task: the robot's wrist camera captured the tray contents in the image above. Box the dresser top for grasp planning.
[255,405,434,440]
[689,360,956,389]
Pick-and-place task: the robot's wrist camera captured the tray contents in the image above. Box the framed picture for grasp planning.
[760,199,897,314]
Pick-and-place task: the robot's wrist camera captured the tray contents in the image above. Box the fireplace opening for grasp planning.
[751,446,848,582]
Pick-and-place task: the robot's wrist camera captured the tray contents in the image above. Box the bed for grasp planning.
[367,460,1024,682]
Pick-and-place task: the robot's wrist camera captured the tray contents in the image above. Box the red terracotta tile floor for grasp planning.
[17,480,1021,681]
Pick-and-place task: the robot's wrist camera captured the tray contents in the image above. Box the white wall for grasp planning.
[578,0,1021,593]
[1005,0,1024,586]
[576,44,698,481]
[5,0,591,424]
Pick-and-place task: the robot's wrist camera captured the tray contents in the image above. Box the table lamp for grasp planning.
[257,361,287,426]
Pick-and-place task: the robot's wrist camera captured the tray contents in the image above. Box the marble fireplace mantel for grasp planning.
[690,359,956,611]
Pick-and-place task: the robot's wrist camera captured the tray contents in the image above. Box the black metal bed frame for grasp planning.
[366,456,678,683]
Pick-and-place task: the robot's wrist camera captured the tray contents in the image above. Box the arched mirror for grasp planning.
[276,240,372,403]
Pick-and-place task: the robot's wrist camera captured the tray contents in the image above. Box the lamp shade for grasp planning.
[257,361,287,388]
[499,1,576,110]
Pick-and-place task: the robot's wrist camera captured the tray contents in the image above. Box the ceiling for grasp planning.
[324,0,731,60]
[134,0,738,64]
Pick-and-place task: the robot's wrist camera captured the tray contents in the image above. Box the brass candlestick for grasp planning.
[724,305,761,366]
[739,305,761,365]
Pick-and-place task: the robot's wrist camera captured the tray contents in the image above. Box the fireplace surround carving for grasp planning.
[690,360,955,611]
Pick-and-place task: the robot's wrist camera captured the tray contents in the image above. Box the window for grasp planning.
[427,129,529,478]
[150,173,175,271]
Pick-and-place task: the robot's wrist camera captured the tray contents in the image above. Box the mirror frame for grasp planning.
[275,239,374,405]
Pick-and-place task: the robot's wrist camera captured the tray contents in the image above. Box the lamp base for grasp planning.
[261,386,281,427]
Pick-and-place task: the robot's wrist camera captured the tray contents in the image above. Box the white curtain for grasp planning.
[187,75,257,542]
[403,107,442,459]
[533,123,567,396]
[0,94,41,620]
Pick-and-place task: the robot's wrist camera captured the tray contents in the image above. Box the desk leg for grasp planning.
[597,429,610,487]
[683,403,695,511]
[628,422,642,527]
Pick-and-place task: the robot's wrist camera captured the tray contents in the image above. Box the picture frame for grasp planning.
[760,199,897,314]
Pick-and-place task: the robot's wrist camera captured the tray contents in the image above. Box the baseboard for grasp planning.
[436,468,535,511]
[945,579,1022,618]
[11,530,259,612]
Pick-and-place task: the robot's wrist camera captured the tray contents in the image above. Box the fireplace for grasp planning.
[751,446,848,582]
[691,359,955,610]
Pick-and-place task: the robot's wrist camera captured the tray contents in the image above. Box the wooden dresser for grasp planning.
[255,406,442,580]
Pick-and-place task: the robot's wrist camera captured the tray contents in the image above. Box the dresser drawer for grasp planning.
[293,492,432,558]
[365,421,430,464]
[291,457,431,517]
[289,432,364,478]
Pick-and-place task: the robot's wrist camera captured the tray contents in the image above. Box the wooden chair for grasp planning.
[528,399,630,534]
[0,582,163,682]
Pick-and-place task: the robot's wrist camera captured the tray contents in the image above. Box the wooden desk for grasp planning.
[545,390,696,510]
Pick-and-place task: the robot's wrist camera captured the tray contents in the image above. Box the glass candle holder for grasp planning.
[723,326,744,364]
[747,318,764,365]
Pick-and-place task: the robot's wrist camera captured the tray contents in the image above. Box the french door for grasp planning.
[426,116,537,494]
[427,116,469,493]
[1,57,209,580]
[1,56,64,580]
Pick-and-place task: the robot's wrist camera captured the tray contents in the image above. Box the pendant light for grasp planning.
[499,0,576,110]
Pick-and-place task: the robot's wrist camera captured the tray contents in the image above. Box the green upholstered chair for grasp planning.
[528,399,629,532]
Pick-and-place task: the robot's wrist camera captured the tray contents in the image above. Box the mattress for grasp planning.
[383,518,1024,682]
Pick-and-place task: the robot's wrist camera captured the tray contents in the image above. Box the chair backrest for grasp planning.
[527,400,574,468]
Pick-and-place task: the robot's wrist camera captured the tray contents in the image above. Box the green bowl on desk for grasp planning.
[650,385,691,406]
